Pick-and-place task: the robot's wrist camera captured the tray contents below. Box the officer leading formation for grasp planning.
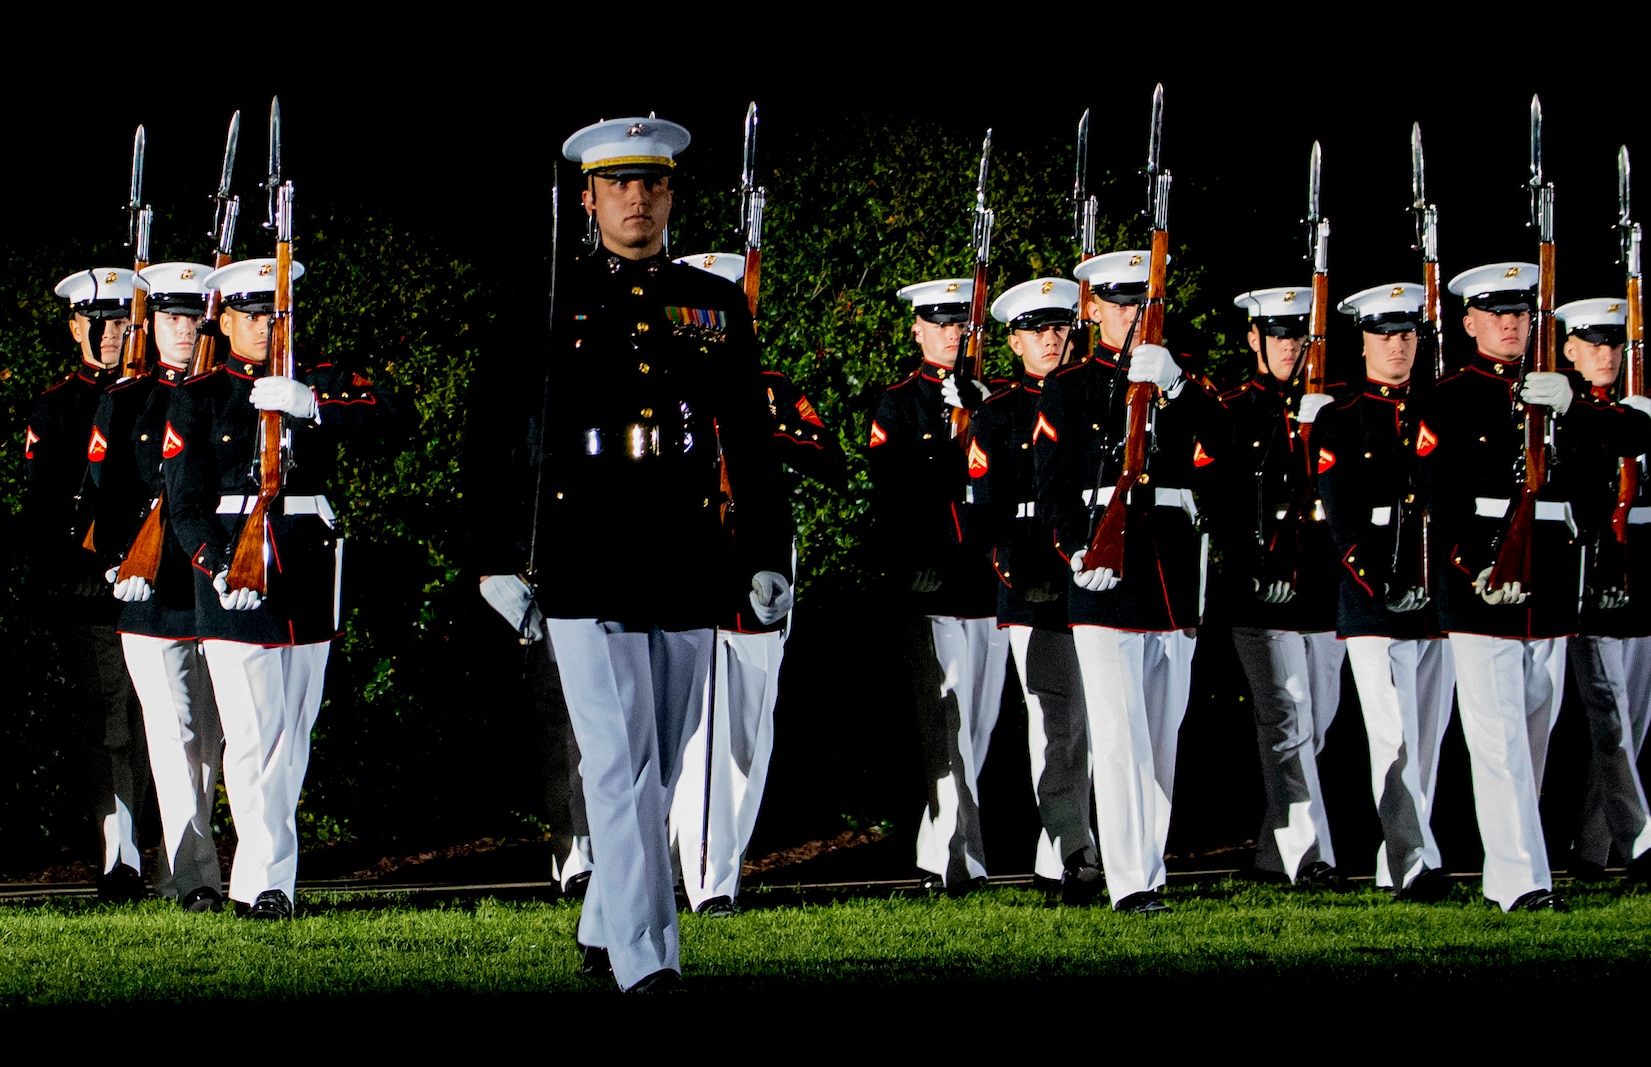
[14,94,1651,989]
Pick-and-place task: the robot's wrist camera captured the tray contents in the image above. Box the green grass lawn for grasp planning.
[3,879,1647,1009]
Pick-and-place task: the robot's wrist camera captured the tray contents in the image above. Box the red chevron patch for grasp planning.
[1192,441,1214,467]
[794,395,824,427]
[1033,413,1057,445]
[87,427,108,462]
[24,426,39,460]
[1317,447,1336,474]
[162,421,185,459]
[968,439,989,477]
[869,420,888,448]
[1416,421,1438,456]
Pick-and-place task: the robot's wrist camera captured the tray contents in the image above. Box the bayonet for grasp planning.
[264,97,283,231]
[212,111,242,254]
[127,126,146,247]
[1528,94,1543,230]
[738,100,761,247]
[1411,121,1426,214]
[1073,108,1090,246]
[1143,83,1164,215]
[1307,140,1322,262]
[1620,145,1634,264]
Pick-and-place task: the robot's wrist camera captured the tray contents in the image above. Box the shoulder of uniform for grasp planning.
[42,372,78,395]
[106,375,148,394]
[1216,382,1251,403]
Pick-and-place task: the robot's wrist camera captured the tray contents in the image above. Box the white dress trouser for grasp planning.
[546,619,709,990]
[1231,628,1344,880]
[1571,635,1651,866]
[201,639,329,905]
[1346,636,1455,889]
[671,629,784,909]
[1447,633,1565,909]
[914,616,1011,885]
[1073,626,1197,905]
[1007,625,1093,880]
[122,634,224,898]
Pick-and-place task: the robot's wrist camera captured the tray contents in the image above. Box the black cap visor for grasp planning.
[150,294,207,316]
[1009,307,1076,332]
[223,292,277,314]
[1094,282,1148,306]
[1465,289,1534,314]
[74,298,132,321]
[1253,315,1308,339]
[1572,326,1627,346]
[1360,311,1424,335]
[916,303,970,325]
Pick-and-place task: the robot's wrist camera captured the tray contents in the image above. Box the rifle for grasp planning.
[1086,85,1169,576]
[226,100,294,596]
[191,110,242,376]
[1412,123,1446,381]
[950,130,994,441]
[737,101,764,327]
[1072,109,1098,358]
[121,126,152,380]
[1608,146,1643,587]
[1487,95,1556,595]
[524,177,561,603]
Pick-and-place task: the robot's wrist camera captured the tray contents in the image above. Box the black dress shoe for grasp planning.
[97,863,146,904]
[245,889,293,921]
[1061,864,1106,907]
[1114,890,1171,914]
[563,871,592,901]
[1295,861,1344,891]
[1394,866,1451,903]
[695,896,740,918]
[918,872,946,894]
[1626,850,1651,885]
[180,886,224,913]
[625,969,683,994]
[1508,889,1569,912]
[579,943,611,976]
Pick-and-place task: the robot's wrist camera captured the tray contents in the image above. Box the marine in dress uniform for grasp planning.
[1315,284,1455,900]
[1425,263,1651,910]
[164,256,401,919]
[666,251,847,917]
[92,262,226,910]
[868,277,1012,893]
[1033,250,1225,913]
[1206,287,1345,887]
[966,277,1100,901]
[479,119,791,993]
[24,268,149,901]
[1551,298,1651,882]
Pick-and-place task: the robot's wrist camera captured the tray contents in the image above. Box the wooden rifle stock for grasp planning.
[949,258,991,441]
[1609,260,1644,575]
[227,196,294,596]
[1489,213,1556,593]
[1087,228,1169,573]
[1266,259,1330,588]
[742,246,761,324]
[121,268,149,380]
[1423,259,1445,381]
[116,503,165,583]
[190,250,236,376]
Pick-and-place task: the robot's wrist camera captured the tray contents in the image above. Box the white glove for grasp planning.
[941,375,991,411]
[1386,585,1429,613]
[1520,372,1573,415]
[910,567,941,593]
[479,574,542,639]
[112,575,152,603]
[1297,394,1335,425]
[249,376,319,420]
[1127,343,1183,397]
[1595,587,1629,611]
[749,570,794,625]
[1621,394,1651,418]
[1071,549,1120,593]
[105,566,120,585]
[214,569,263,611]
[1473,566,1527,606]
[1254,579,1295,604]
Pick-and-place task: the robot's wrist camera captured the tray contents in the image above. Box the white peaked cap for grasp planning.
[1233,286,1314,318]
[1073,249,1168,301]
[672,252,745,285]
[1555,297,1628,332]
[203,258,307,303]
[563,117,691,172]
[1447,262,1539,306]
[137,262,215,298]
[991,278,1079,325]
[1337,282,1426,321]
[54,267,136,309]
[897,278,974,305]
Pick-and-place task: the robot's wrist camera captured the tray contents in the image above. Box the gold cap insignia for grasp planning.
[1609,303,1622,312]
[945,283,960,293]
[703,255,716,267]
[1391,286,1406,298]
[1283,291,1297,302]
[628,124,646,136]
[1505,266,1521,277]
[1128,255,1143,267]
[258,264,272,276]
[105,271,119,283]
[180,268,195,280]
[1041,281,1054,294]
